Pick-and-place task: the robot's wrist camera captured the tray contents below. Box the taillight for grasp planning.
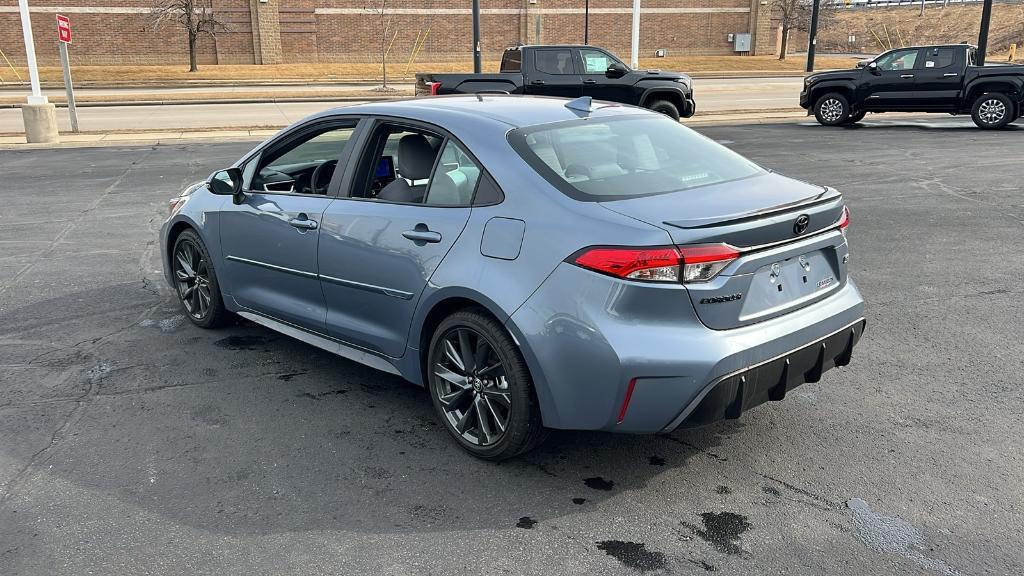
[837,205,850,231]
[571,243,738,283]
[428,81,441,96]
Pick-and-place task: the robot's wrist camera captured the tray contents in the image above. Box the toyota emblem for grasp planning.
[793,214,810,235]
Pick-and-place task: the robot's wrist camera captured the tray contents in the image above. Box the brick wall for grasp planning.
[0,0,776,67]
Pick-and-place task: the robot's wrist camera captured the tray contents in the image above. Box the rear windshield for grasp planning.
[507,115,765,201]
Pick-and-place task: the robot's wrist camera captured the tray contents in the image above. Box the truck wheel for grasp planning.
[813,93,850,126]
[971,93,1013,129]
[648,100,681,121]
[844,111,867,125]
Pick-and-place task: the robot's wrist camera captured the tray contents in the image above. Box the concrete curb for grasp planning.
[0,95,399,109]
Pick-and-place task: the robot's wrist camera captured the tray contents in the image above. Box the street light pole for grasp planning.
[805,0,821,73]
[472,0,481,73]
[17,0,45,105]
[630,0,640,68]
[17,0,59,143]
[584,0,590,45]
[977,0,993,66]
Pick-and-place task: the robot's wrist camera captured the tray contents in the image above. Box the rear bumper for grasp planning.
[509,262,866,433]
[660,317,865,432]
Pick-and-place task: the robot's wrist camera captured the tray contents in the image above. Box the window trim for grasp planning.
[336,115,504,208]
[240,117,363,198]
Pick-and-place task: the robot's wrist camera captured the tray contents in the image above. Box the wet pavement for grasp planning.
[1,116,1022,575]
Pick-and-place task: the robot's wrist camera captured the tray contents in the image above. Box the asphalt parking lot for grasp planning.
[2,116,1022,575]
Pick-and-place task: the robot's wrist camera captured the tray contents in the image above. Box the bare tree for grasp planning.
[151,0,228,72]
[773,0,837,60]
[365,0,397,91]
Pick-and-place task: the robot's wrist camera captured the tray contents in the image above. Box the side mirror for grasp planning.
[605,62,628,79]
[856,59,869,69]
[207,168,244,203]
[867,62,880,75]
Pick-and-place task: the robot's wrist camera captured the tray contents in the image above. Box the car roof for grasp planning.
[314,95,651,130]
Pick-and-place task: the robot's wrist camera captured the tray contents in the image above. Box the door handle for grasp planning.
[943,73,958,77]
[531,80,546,85]
[288,216,318,230]
[402,229,442,243]
[900,74,915,78]
[583,79,597,84]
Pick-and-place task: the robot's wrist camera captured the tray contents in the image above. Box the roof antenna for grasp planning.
[564,96,592,113]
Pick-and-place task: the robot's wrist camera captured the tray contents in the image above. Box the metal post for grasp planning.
[630,0,640,68]
[584,0,589,44]
[472,0,481,73]
[59,41,78,132]
[977,0,992,66]
[805,0,821,73]
[17,0,46,104]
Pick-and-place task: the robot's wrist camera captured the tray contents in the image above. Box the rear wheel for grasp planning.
[427,309,545,460]
[648,100,681,121]
[971,93,1013,129]
[813,92,850,126]
[172,230,228,328]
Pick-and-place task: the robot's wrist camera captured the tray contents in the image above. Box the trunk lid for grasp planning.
[600,173,849,330]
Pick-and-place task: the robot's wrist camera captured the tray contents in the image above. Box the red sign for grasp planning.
[57,14,71,44]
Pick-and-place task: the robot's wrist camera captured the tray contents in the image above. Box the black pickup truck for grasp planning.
[416,45,695,121]
[801,44,1024,129]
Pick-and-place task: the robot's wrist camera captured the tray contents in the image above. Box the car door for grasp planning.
[862,48,922,111]
[525,48,582,98]
[218,119,359,332]
[317,120,483,357]
[913,46,963,111]
[577,47,633,102]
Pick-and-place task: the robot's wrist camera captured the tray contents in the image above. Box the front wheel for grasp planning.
[427,309,546,460]
[172,230,228,328]
[971,93,1014,129]
[813,92,851,126]
[647,100,681,121]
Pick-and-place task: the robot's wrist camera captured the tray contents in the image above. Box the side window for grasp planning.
[354,123,444,203]
[580,49,615,74]
[424,140,482,206]
[250,124,355,195]
[876,49,920,72]
[922,47,955,69]
[535,49,575,75]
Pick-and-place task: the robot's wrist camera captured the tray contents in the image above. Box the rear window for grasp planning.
[507,116,765,201]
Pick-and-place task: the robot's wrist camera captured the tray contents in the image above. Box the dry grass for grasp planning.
[0,89,411,105]
[820,4,1024,59]
[0,55,861,85]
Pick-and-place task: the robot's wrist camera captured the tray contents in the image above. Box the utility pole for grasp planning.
[472,0,481,73]
[17,0,59,143]
[976,0,993,66]
[805,0,821,73]
[630,0,640,68]
[584,0,590,45]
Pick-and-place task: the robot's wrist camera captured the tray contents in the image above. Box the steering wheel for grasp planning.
[310,160,338,195]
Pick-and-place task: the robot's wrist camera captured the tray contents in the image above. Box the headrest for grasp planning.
[397,134,437,180]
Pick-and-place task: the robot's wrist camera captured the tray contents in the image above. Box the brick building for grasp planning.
[0,0,775,68]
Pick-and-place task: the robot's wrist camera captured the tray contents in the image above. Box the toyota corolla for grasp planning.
[160,95,865,460]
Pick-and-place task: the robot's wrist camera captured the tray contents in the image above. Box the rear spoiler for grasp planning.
[664,187,840,230]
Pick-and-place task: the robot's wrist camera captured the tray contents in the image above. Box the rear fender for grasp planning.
[964,78,1024,106]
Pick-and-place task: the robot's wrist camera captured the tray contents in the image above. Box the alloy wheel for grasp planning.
[173,240,213,320]
[978,98,1006,125]
[432,327,511,447]
[820,98,844,123]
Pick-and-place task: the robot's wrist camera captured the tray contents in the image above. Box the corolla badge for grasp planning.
[793,214,811,235]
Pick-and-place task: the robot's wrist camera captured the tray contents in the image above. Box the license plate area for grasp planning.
[738,249,839,322]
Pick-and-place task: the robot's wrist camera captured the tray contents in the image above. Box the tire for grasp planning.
[813,92,851,126]
[648,99,681,121]
[426,308,546,460]
[844,110,867,125]
[171,230,228,328]
[971,92,1014,129]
